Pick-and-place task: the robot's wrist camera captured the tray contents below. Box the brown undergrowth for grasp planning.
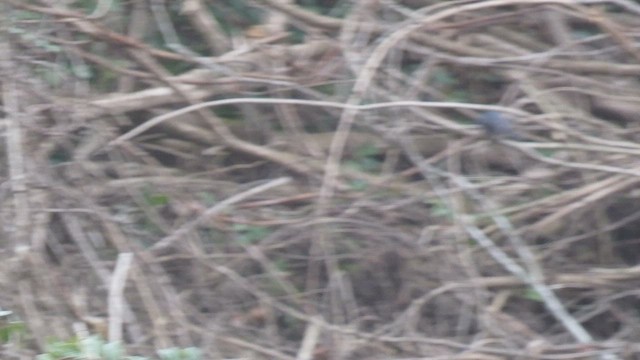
[2,1,640,359]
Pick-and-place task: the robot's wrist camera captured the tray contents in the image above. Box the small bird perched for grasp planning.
[476,111,523,141]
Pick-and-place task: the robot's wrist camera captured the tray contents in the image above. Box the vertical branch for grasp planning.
[0,12,30,250]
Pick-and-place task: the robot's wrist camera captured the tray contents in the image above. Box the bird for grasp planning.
[476,111,523,141]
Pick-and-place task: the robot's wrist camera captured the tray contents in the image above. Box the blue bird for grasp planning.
[476,111,523,141]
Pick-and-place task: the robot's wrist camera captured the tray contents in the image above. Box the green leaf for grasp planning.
[348,179,369,191]
[158,347,181,360]
[431,201,452,218]
[40,68,65,87]
[354,143,380,159]
[197,192,217,206]
[73,64,92,79]
[0,321,26,343]
[142,187,170,207]
[181,348,201,360]
[449,89,471,102]
[8,27,25,34]
[147,194,170,206]
[521,288,543,302]
[274,258,290,272]
[234,224,270,245]
[44,338,81,358]
[537,148,555,157]
[432,68,456,87]
[80,335,104,357]
[102,341,124,360]
[14,10,44,20]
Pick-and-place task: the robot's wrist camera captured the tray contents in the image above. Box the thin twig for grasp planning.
[150,177,291,251]
[108,252,133,342]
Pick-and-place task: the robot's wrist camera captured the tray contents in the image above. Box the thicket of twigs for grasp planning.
[3,0,640,359]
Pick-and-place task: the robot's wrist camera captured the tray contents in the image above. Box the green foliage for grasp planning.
[299,0,352,16]
[212,104,243,120]
[520,288,543,302]
[233,224,271,245]
[8,9,61,53]
[431,68,457,87]
[312,83,337,96]
[92,57,126,87]
[449,89,471,102]
[326,0,352,17]
[23,32,62,53]
[196,191,217,206]
[38,67,65,87]
[0,309,25,344]
[12,9,45,21]
[196,228,217,246]
[37,335,121,360]
[157,347,201,360]
[430,200,453,218]
[338,260,359,273]
[345,143,382,174]
[73,0,98,10]
[348,179,369,191]
[37,340,78,360]
[205,1,262,34]
[353,143,381,162]
[345,155,380,172]
[37,335,201,360]
[225,1,262,24]
[48,147,72,164]
[288,25,306,44]
[0,321,25,343]
[142,190,170,207]
[138,186,170,234]
[537,148,556,157]
[429,67,473,102]
[273,258,290,273]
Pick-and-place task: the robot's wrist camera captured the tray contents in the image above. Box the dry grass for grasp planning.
[2,0,640,359]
